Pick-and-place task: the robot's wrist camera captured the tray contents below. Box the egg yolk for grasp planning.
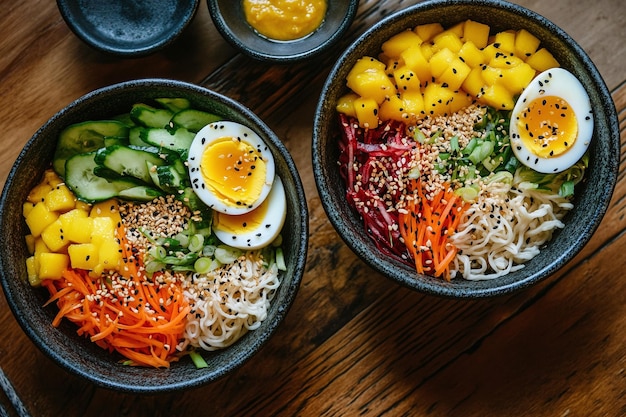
[516,95,578,158]
[200,137,267,208]
[213,192,270,235]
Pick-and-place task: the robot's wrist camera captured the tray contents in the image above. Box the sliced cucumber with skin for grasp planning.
[118,186,164,202]
[65,152,142,202]
[95,145,166,184]
[130,103,173,128]
[155,97,191,113]
[170,109,222,132]
[53,120,129,176]
[139,127,195,159]
[128,126,151,147]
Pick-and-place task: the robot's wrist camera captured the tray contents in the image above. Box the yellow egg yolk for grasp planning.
[516,95,578,158]
[200,137,267,208]
[213,192,271,235]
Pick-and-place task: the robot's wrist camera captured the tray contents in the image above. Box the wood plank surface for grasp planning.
[0,0,624,416]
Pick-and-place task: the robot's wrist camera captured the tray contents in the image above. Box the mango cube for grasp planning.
[60,210,93,244]
[493,31,516,53]
[354,97,380,128]
[458,41,485,68]
[525,48,560,72]
[98,239,123,270]
[414,23,444,42]
[25,256,40,286]
[40,219,68,252]
[68,243,99,270]
[91,216,116,244]
[462,67,486,98]
[25,202,59,237]
[429,48,456,78]
[438,57,471,91]
[27,182,52,204]
[462,20,490,49]
[393,66,421,92]
[379,94,407,122]
[433,31,463,53]
[381,30,423,58]
[400,90,425,117]
[423,82,456,116]
[336,93,358,117]
[515,29,541,58]
[481,84,515,110]
[347,60,396,104]
[44,184,76,212]
[38,253,69,280]
[400,45,431,84]
[499,63,536,94]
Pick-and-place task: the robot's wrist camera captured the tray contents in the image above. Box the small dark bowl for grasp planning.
[312,0,619,298]
[57,0,199,57]
[207,0,359,62]
[0,79,308,393]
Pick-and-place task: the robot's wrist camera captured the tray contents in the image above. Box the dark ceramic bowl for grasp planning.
[57,0,199,57]
[207,0,359,62]
[0,79,308,393]
[312,0,619,298]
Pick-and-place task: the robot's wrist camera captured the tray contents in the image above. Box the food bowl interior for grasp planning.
[207,0,359,62]
[0,79,308,392]
[313,0,619,298]
[56,0,200,57]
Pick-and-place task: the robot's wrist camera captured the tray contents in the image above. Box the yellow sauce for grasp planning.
[242,0,327,41]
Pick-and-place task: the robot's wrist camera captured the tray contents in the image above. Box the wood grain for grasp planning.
[0,0,624,416]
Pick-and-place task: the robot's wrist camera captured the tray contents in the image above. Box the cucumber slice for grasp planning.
[53,120,129,176]
[130,103,173,128]
[155,97,191,113]
[128,126,151,147]
[65,152,139,202]
[94,145,166,184]
[118,186,164,202]
[139,127,195,159]
[170,109,222,132]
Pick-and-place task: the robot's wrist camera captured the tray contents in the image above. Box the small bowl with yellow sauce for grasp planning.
[207,0,359,62]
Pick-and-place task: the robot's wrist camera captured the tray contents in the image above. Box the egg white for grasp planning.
[213,176,287,250]
[510,68,593,174]
[187,121,275,215]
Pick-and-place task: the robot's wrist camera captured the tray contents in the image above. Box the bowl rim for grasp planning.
[207,0,360,62]
[0,78,309,392]
[56,0,200,57]
[312,0,620,298]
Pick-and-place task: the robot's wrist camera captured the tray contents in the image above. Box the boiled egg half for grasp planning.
[188,120,286,249]
[510,68,593,173]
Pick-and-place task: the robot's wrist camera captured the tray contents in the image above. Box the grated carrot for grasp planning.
[41,222,191,368]
[399,180,468,281]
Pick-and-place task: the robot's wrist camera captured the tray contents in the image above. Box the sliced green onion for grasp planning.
[189,351,208,369]
[275,248,287,271]
[194,257,213,274]
[188,234,204,253]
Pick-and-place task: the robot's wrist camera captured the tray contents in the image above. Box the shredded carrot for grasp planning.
[41,222,191,368]
[399,180,469,281]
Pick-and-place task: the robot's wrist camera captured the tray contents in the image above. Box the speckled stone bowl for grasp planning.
[207,0,359,62]
[57,0,199,57]
[0,79,308,392]
[312,0,619,298]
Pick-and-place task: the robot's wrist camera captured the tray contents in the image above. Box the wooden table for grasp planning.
[1,1,624,416]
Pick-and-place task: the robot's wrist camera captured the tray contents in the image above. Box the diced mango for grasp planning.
[23,201,36,218]
[480,65,503,86]
[393,66,421,92]
[336,93,359,117]
[462,67,486,98]
[91,216,116,245]
[414,23,444,42]
[44,184,76,213]
[27,182,52,204]
[43,170,64,188]
[525,48,560,72]
[347,61,396,104]
[400,45,431,84]
[401,90,425,117]
[499,63,536,94]
[420,43,435,61]
[379,94,407,122]
[438,57,471,91]
[446,21,466,37]
[25,234,35,255]
[493,30,516,53]
[348,56,387,74]
[354,97,380,128]
[433,31,463,53]
[381,30,423,58]
[60,210,93,244]
[458,41,485,68]
[97,239,123,270]
[462,20,490,49]
[75,200,92,212]
[68,243,99,270]
[481,84,515,110]
[447,90,474,114]
[90,199,121,223]
[515,29,541,59]
[25,202,59,237]
[429,48,456,78]
[25,256,40,286]
[40,219,68,252]
[38,252,69,280]
[489,52,524,69]
[423,82,456,116]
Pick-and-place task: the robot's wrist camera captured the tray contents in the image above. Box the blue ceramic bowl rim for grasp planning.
[207,0,359,62]
[56,0,200,57]
[0,79,309,392]
[312,0,620,298]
